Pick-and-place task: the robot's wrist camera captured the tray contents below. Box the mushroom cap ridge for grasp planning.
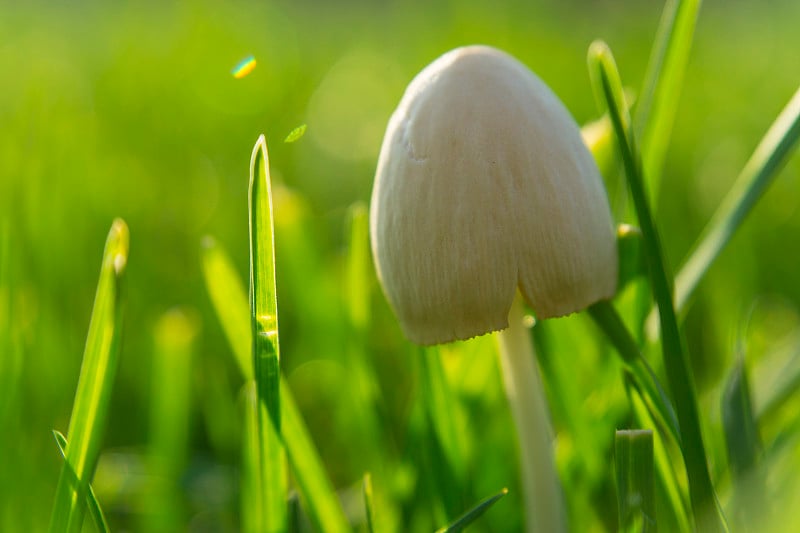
[370,45,618,345]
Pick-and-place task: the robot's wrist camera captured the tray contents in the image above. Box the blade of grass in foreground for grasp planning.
[249,135,287,531]
[625,377,690,533]
[435,488,508,533]
[363,473,375,533]
[635,0,702,199]
[588,42,725,532]
[203,209,350,531]
[615,430,657,532]
[52,431,109,533]
[671,85,800,317]
[242,381,266,532]
[48,219,129,533]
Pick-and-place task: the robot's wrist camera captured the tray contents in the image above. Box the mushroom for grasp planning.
[370,45,617,532]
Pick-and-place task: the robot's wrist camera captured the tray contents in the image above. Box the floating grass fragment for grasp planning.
[284,124,307,143]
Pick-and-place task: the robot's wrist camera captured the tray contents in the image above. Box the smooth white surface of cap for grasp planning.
[370,45,618,345]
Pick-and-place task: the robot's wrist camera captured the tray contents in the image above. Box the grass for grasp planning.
[48,220,128,533]
[5,1,800,531]
[589,40,725,531]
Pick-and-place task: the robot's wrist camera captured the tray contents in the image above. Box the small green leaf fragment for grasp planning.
[284,124,308,143]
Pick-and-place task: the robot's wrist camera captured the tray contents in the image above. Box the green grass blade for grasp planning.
[617,224,646,291]
[588,301,679,442]
[144,309,197,532]
[346,203,370,332]
[753,332,800,423]
[363,473,375,533]
[49,219,129,533]
[722,358,767,530]
[434,488,508,533]
[419,347,467,518]
[52,431,109,533]
[672,85,800,315]
[281,381,351,532]
[636,0,702,198]
[588,42,725,532]
[625,378,691,533]
[0,219,21,422]
[249,135,287,531]
[342,203,382,455]
[615,430,657,532]
[722,358,761,477]
[204,199,350,530]
[242,381,266,532]
[201,235,251,379]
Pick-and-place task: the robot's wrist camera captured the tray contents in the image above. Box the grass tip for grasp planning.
[617,224,641,238]
[588,39,611,63]
[250,134,270,179]
[108,219,129,275]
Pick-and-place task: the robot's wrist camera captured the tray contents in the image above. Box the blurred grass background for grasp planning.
[2,0,800,531]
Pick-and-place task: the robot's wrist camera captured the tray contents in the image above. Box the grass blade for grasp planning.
[363,473,375,533]
[48,219,129,533]
[636,0,702,198]
[342,203,382,457]
[204,210,350,530]
[419,347,467,518]
[52,431,109,533]
[143,309,197,531]
[722,358,766,530]
[249,135,287,531]
[625,378,691,533]
[615,430,657,532]
[281,379,351,532]
[588,301,679,442]
[753,331,800,423]
[345,203,370,332]
[242,381,266,532]
[201,235,251,378]
[435,488,508,533]
[616,224,646,291]
[671,85,800,316]
[588,42,725,532]
[722,358,761,477]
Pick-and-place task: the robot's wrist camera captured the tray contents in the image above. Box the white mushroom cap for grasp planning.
[370,45,618,346]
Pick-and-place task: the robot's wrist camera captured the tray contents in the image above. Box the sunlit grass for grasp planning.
[5,1,800,531]
[49,220,129,533]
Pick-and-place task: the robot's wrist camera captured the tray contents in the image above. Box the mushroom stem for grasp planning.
[496,294,565,533]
